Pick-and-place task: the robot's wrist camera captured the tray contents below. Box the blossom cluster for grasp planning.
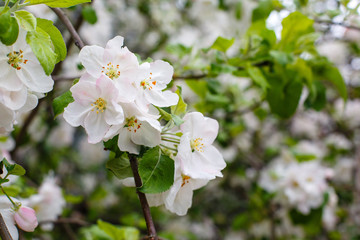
[63,36,226,215]
[0,29,54,135]
[258,151,337,223]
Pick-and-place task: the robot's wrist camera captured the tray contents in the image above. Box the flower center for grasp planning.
[190,138,204,152]
[181,175,190,187]
[102,62,120,80]
[7,50,27,70]
[125,116,142,133]
[140,72,156,90]
[91,98,107,114]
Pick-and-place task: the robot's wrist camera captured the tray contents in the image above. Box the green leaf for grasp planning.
[280,11,314,52]
[170,114,184,126]
[8,164,26,176]
[26,27,57,75]
[322,65,347,101]
[270,50,294,65]
[267,77,303,118]
[97,220,139,240]
[24,0,91,8]
[138,147,174,194]
[252,0,282,22]
[52,90,74,118]
[0,12,19,46]
[14,10,37,31]
[211,36,235,52]
[304,80,326,111]
[1,185,21,197]
[106,154,133,180]
[36,18,66,63]
[171,86,187,117]
[246,63,269,90]
[82,5,97,24]
[1,158,26,176]
[166,44,192,58]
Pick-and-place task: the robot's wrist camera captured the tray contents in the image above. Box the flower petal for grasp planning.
[84,111,109,143]
[118,128,140,154]
[79,45,105,78]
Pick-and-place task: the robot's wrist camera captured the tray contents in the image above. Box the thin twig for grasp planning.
[128,154,158,240]
[39,217,89,226]
[0,213,13,240]
[51,8,85,49]
[315,19,360,31]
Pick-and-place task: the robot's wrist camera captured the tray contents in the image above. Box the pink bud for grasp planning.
[14,206,38,232]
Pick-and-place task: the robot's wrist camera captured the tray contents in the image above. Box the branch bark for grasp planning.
[128,154,158,240]
[51,8,85,49]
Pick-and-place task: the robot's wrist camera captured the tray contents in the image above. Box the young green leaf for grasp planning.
[138,147,174,194]
[52,90,74,118]
[36,18,67,63]
[97,220,139,240]
[24,0,91,8]
[14,10,37,31]
[26,27,57,75]
[246,63,269,90]
[8,164,26,176]
[0,12,19,46]
[211,36,235,52]
[82,5,97,24]
[106,154,133,180]
[171,86,187,117]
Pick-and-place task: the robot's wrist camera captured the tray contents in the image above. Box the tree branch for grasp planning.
[51,8,85,50]
[315,19,360,32]
[128,154,158,240]
[0,213,13,240]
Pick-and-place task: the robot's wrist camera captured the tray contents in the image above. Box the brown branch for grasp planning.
[51,8,85,50]
[0,213,13,240]
[315,19,360,31]
[128,154,158,240]
[39,217,89,226]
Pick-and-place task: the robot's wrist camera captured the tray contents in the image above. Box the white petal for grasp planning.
[84,111,109,143]
[70,81,98,104]
[17,93,38,113]
[105,36,124,53]
[0,86,27,110]
[0,104,14,133]
[0,67,23,91]
[118,128,140,154]
[165,180,193,216]
[78,45,105,78]
[131,120,161,147]
[145,89,179,107]
[63,102,92,127]
[17,63,53,93]
[149,60,174,87]
[104,124,122,140]
[146,193,166,207]
[181,112,219,145]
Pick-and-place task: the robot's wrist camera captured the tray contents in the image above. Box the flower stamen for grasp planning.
[91,98,107,114]
[7,50,27,70]
[102,62,120,80]
[140,72,156,90]
[190,138,204,152]
[125,116,142,133]
[181,175,191,187]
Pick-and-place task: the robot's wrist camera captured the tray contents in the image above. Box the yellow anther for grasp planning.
[181,175,191,187]
[125,116,142,133]
[190,138,204,152]
[7,50,27,70]
[103,62,120,80]
[92,98,107,114]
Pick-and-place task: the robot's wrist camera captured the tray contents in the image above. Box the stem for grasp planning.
[51,8,85,49]
[128,154,158,240]
[0,186,16,208]
[160,144,177,152]
[161,138,180,144]
[0,213,12,240]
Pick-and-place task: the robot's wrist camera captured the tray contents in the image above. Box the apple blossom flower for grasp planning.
[104,103,161,154]
[14,206,38,232]
[0,29,53,93]
[134,60,179,110]
[63,75,124,143]
[176,112,226,179]
[22,175,65,231]
[147,163,209,216]
[0,86,27,111]
[78,36,139,102]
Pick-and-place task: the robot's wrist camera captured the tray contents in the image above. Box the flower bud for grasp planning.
[14,206,38,232]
